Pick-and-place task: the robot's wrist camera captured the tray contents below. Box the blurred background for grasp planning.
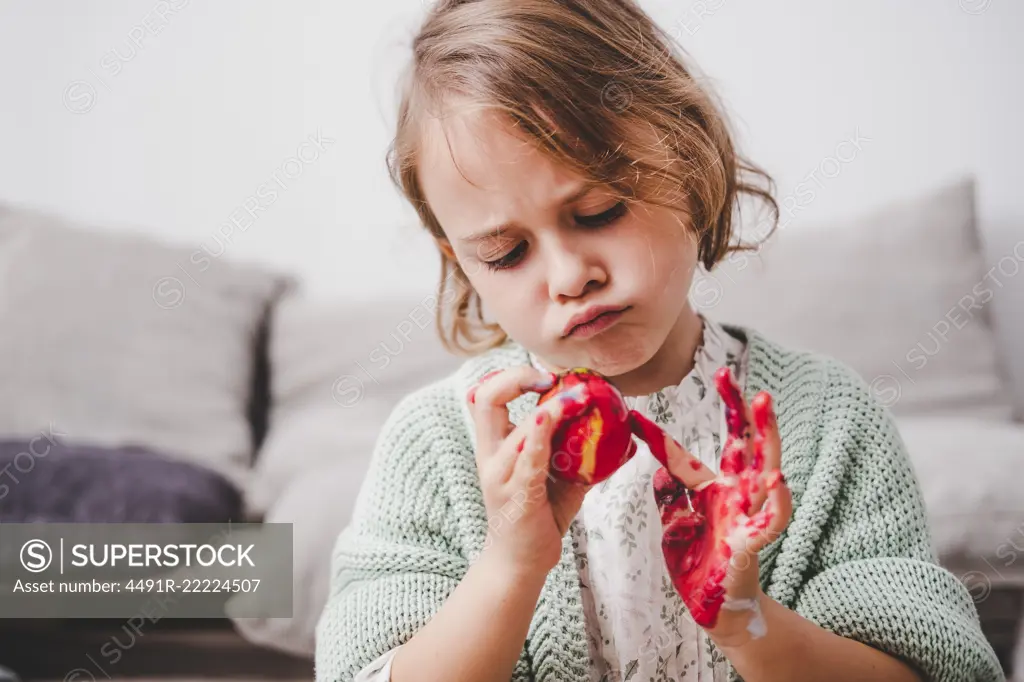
[0,0,1021,680]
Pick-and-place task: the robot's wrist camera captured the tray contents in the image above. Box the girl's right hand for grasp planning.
[467,366,591,578]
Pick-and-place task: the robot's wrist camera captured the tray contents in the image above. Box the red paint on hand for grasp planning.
[537,368,635,484]
[750,392,774,470]
[632,368,783,630]
[655,474,737,627]
[715,367,749,475]
[626,408,673,469]
[715,367,748,440]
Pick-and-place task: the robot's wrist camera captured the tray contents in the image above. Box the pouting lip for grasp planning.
[562,305,630,337]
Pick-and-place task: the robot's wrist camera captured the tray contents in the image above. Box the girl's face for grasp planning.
[420,107,701,385]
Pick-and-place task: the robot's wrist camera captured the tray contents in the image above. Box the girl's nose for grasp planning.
[546,242,607,301]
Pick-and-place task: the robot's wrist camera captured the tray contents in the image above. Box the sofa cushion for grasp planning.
[0,202,293,488]
[702,176,1012,419]
[245,293,462,517]
[230,459,363,657]
[896,415,1024,588]
[0,438,242,523]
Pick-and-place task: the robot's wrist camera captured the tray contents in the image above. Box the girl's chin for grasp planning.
[554,339,655,378]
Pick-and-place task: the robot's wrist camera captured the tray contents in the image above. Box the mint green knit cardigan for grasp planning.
[314,327,1002,682]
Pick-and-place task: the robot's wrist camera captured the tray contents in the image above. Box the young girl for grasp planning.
[315,1,1002,680]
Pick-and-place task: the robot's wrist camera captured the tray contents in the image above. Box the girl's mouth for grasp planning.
[567,307,628,339]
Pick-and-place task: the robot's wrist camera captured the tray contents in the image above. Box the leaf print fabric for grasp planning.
[647,391,675,426]
[530,317,748,682]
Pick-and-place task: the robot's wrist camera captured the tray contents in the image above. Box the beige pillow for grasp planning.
[245,293,462,516]
[701,177,1012,418]
[230,460,363,657]
[0,202,293,488]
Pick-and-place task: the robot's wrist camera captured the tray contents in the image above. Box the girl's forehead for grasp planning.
[418,107,583,232]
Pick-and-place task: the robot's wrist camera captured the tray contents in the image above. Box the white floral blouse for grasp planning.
[558,317,748,682]
[354,316,748,682]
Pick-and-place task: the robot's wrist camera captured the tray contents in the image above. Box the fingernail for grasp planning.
[467,387,477,405]
[536,412,547,425]
[516,437,525,453]
[530,373,557,391]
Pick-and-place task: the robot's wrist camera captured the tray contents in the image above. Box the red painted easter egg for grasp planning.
[537,368,634,484]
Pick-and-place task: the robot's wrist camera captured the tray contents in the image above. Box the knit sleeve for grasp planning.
[312,383,493,682]
[790,359,1003,682]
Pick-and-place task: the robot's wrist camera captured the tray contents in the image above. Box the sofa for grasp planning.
[0,175,1020,679]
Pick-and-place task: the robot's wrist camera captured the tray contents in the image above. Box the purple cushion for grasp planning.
[0,439,242,523]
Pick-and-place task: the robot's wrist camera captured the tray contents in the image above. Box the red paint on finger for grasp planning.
[714,366,748,441]
[746,511,773,534]
[628,410,673,468]
[653,467,688,509]
[752,392,773,433]
[750,393,775,471]
[720,441,745,475]
[689,459,702,471]
[516,437,525,453]
[751,439,764,471]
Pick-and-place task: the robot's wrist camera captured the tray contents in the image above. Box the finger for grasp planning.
[471,366,557,459]
[653,466,690,514]
[751,391,780,474]
[489,427,528,485]
[466,369,503,406]
[549,477,591,535]
[741,471,792,554]
[745,474,768,518]
[488,396,566,484]
[715,366,754,474]
[655,467,704,547]
[714,366,748,440]
[513,398,566,484]
[629,410,714,488]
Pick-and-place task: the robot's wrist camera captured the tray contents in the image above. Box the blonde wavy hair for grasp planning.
[386,0,778,355]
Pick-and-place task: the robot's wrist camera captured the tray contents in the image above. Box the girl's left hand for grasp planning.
[628,367,793,646]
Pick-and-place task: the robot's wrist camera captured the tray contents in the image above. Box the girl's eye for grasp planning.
[480,202,625,272]
[484,240,528,271]
[576,201,627,228]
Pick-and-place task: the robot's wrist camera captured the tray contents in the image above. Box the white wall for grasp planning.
[0,0,1021,303]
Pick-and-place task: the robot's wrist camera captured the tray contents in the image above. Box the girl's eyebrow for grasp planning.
[460,222,515,245]
[459,181,597,244]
